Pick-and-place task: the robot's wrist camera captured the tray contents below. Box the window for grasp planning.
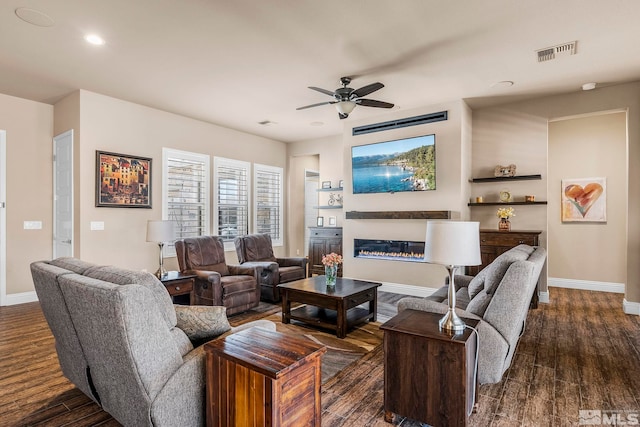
[254,164,283,246]
[214,157,249,248]
[162,148,210,256]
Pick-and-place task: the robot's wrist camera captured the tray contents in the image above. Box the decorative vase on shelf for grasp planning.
[325,264,338,288]
[498,218,511,231]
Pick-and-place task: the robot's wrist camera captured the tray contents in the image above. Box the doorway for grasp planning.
[53,130,74,258]
[304,170,319,256]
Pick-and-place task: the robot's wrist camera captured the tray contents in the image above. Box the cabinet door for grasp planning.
[310,240,327,267]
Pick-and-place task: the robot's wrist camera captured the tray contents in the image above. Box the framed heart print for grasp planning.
[561,177,606,222]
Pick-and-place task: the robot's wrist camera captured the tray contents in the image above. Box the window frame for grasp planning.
[253,163,284,247]
[213,156,251,251]
[162,148,210,257]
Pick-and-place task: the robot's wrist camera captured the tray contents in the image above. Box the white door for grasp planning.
[53,130,73,258]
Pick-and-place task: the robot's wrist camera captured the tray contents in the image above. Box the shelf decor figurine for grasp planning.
[494,164,516,177]
[496,207,515,231]
[322,252,342,289]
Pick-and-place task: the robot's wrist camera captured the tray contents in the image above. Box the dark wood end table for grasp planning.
[278,276,381,338]
[160,271,196,305]
[204,326,326,426]
[381,309,479,427]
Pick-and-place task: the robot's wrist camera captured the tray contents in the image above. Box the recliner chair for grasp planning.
[30,257,275,426]
[234,233,308,302]
[175,235,261,315]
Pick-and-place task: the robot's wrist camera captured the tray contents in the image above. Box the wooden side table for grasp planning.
[160,271,196,305]
[204,326,326,427]
[381,309,479,427]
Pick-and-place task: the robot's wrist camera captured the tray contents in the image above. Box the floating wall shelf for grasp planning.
[468,201,547,206]
[469,174,542,183]
[346,211,451,220]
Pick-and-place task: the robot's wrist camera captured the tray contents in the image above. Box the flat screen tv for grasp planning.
[351,134,435,194]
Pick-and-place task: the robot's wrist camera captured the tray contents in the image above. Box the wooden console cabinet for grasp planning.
[467,229,541,276]
[467,229,542,308]
[381,309,479,427]
[308,227,342,276]
[205,327,326,426]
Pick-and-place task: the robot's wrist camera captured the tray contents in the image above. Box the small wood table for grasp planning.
[204,326,326,427]
[278,276,381,338]
[381,309,479,427]
[160,271,196,305]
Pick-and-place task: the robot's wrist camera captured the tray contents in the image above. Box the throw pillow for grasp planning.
[175,305,231,341]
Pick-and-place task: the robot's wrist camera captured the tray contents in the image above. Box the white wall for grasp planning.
[0,93,53,298]
[69,90,288,272]
[548,111,627,285]
[342,101,472,288]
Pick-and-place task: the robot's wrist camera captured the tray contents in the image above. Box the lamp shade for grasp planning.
[335,101,356,115]
[146,220,175,243]
[424,220,481,266]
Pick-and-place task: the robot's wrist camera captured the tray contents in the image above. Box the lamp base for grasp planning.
[154,266,168,279]
[155,242,167,279]
[439,309,466,333]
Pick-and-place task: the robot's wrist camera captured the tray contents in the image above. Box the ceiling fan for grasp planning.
[296,77,394,119]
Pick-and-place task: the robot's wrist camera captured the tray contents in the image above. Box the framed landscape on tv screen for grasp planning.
[351,134,435,194]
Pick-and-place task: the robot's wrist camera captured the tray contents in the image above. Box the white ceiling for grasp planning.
[2,0,640,143]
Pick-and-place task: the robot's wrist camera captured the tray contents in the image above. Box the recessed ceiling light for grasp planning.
[491,80,514,88]
[310,121,324,126]
[582,82,596,91]
[85,34,105,45]
[15,8,55,27]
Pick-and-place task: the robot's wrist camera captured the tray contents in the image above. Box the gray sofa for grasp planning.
[30,257,275,427]
[397,244,546,384]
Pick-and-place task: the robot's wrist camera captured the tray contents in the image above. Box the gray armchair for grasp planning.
[30,257,275,426]
[175,235,261,315]
[234,233,308,302]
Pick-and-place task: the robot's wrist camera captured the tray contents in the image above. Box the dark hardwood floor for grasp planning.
[0,288,638,426]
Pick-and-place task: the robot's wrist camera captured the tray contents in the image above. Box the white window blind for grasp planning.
[214,157,249,246]
[162,148,210,256]
[254,164,283,246]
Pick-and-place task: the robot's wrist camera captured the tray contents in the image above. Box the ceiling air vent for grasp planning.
[536,41,577,62]
[352,111,448,136]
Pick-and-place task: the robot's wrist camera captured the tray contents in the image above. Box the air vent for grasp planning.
[536,41,577,62]
[352,111,448,136]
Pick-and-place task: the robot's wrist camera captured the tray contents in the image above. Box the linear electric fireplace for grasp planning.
[354,239,425,263]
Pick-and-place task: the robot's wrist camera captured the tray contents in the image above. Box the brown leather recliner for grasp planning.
[234,234,308,302]
[175,236,261,316]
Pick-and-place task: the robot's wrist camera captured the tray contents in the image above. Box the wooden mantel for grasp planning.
[345,211,451,220]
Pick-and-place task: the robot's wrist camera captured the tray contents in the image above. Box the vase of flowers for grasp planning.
[322,252,342,288]
[496,207,515,231]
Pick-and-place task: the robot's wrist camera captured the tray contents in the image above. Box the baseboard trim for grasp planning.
[378,282,438,298]
[623,299,640,316]
[538,291,549,304]
[5,291,38,306]
[548,277,624,294]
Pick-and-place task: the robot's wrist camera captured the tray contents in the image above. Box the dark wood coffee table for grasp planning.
[278,276,381,338]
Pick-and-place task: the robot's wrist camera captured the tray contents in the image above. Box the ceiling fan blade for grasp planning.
[308,86,336,97]
[296,101,334,110]
[352,82,384,98]
[357,99,394,109]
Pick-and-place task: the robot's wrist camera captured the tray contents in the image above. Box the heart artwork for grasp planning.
[564,183,604,217]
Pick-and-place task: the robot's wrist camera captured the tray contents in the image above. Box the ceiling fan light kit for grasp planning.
[297,76,394,119]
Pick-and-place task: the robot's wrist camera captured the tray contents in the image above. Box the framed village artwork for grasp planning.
[96,151,152,208]
[561,177,606,222]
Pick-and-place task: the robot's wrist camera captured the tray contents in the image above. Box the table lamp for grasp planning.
[424,220,481,333]
[146,220,175,278]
